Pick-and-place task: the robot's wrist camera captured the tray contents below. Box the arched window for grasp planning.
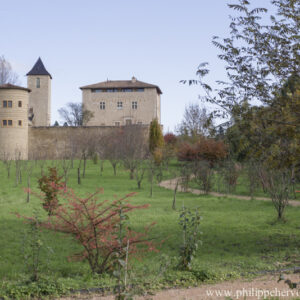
[36,78,40,88]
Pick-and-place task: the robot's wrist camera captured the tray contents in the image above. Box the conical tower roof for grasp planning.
[26,57,52,79]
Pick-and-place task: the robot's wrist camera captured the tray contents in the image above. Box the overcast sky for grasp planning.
[1,0,274,132]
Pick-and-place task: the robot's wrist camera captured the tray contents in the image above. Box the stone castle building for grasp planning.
[81,78,161,126]
[0,58,161,159]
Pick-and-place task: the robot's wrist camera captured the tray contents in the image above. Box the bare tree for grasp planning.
[61,156,72,188]
[177,104,211,137]
[23,160,34,202]
[259,168,291,220]
[102,130,123,176]
[14,149,22,187]
[1,151,12,178]
[0,55,19,84]
[120,126,148,179]
[134,160,147,189]
[58,102,94,126]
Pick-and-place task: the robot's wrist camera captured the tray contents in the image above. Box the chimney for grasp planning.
[131,76,137,83]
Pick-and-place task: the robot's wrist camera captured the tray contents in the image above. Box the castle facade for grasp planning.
[0,58,161,159]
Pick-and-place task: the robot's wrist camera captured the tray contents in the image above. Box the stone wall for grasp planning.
[28,125,149,159]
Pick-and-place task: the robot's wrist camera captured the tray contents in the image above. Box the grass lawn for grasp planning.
[1,159,300,297]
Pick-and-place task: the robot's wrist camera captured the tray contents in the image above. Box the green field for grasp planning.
[1,160,300,298]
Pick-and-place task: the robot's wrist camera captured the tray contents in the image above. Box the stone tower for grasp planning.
[0,84,31,159]
[26,58,52,126]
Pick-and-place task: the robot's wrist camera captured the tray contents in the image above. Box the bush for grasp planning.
[42,188,157,274]
[178,206,202,270]
[177,138,227,167]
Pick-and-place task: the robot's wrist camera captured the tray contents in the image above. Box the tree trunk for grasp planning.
[77,168,81,184]
[83,155,87,178]
[27,176,30,203]
[130,169,134,180]
[172,180,179,210]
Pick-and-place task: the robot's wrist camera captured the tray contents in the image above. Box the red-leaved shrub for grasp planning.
[42,187,157,274]
[177,138,227,166]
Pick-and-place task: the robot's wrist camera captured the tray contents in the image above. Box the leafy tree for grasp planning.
[187,0,299,119]
[37,167,64,216]
[58,102,94,126]
[0,55,19,85]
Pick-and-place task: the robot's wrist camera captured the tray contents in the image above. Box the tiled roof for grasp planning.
[80,78,162,94]
[26,57,52,79]
[0,83,31,92]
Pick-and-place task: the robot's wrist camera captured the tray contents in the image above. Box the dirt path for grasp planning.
[61,273,300,299]
[158,178,300,207]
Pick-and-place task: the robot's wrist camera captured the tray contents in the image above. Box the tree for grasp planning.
[149,119,164,154]
[0,55,19,85]
[176,104,211,137]
[184,0,299,219]
[120,126,148,179]
[58,102,94,126]
[187,0,299,120]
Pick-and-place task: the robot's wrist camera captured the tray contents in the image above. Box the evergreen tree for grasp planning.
[149,119,164,154]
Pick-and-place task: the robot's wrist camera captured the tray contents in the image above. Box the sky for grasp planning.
[0,0,274,132]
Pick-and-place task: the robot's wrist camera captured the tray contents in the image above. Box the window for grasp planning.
[18,120,22,126]
[122,88,132,92]
[125,119,132,126]
[29,107,33,114]
[115,121,120,126]
[92,89,103,93]
[3,100,12,108]
[132,101,137,109]
[137,121,142,125]
[18,101,22,108]
[100,102,105,110]
[107,89,114,93]
[3,120,13,126]
[36,78,40,88]
[117,101,123,109]
[137,88,144,92]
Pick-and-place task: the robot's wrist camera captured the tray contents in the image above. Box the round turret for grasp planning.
[0,84,30,160]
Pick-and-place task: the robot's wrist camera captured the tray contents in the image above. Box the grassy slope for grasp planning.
[1,160,300,290]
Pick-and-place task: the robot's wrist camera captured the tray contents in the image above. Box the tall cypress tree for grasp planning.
[149,119,164,154]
